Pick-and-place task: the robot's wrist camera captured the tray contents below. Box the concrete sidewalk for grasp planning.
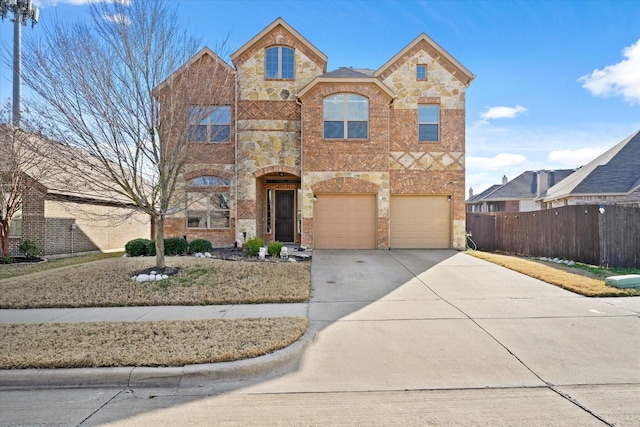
[0,303,308,324]
[1,250,639,426]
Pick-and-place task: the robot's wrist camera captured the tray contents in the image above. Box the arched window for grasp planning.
[323,94,368,139]
[265,46,294,79]
[186,176,230,229]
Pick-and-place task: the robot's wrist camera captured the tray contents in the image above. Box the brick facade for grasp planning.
[163,18,473,249]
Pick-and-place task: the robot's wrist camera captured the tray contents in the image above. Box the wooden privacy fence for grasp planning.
[466,205,640,268]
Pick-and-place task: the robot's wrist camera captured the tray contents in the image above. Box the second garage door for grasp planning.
[314,194,376,249]
[390,195,451,248]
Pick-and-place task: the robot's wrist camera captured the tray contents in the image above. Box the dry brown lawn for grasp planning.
[0,256,310,308]
[466,251,640,297]
[0,318,308,369]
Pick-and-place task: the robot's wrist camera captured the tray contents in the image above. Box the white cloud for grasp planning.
[578,38,640,105]
[467,153,527,170]
[474,105,527,126]
[37,0,130,6]
[548,146,608,168]
[103,13,130,25]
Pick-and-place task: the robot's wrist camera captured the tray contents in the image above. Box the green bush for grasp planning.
[268,240,284,256]
[165,237,188,256]
[0,255,14,264]
[244,237,264,257]
[148,240,156,257]
[125,238,151,257]
[19,239,42,258]
[189,239,212,254]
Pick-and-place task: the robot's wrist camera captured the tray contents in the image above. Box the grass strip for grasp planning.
[0,318,308,369]
[0,252,124,281]
[466,251,640,297]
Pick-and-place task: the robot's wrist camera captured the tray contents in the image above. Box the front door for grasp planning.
[275,190,294,242]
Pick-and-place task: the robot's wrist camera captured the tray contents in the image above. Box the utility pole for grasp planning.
[1,0,40,127]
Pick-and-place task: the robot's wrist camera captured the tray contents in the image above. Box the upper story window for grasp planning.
[418,105,439,142]
[417,64,427,80]
[265,46,294,79]
[188,106,231,143]
[323,94,368,139]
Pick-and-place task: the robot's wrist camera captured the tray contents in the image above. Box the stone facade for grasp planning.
[164,18,473,250]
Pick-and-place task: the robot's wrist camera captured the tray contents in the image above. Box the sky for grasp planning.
[1,0,639,197]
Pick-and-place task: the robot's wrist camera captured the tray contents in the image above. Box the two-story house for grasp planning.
[163,18,474,250]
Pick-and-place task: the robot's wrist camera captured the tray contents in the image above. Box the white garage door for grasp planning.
[390,195,451,248]
[314,194,376,249]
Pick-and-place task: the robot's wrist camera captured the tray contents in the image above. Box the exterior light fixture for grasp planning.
[0,0,40,126]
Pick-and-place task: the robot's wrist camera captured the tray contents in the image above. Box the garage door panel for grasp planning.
[314,194,376,249]
[391,196,450,248]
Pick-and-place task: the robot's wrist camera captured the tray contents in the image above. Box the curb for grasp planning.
[0,323,319,390]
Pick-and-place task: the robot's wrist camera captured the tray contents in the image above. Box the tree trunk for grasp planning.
[154,214,165,269]
[0,220,9,257]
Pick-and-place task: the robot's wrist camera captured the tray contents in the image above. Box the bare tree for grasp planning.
[20,0,232,268]
[0,103,52,256]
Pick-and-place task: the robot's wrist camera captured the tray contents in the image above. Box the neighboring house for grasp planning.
[162,18,474,249]
[466,169,575,213]
[543,130,640,208]
[2,131,150,257]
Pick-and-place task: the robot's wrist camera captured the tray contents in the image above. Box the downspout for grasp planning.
[295,95,304,247]
[234,68,239,247]
[387,96,394,250]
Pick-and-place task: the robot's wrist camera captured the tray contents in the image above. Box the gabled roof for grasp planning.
[466,184,501,203]
[230,17,327,68]
[297,67,396,99]
[155,47,234,93]
[322,67,375,78]
[374,33,475,86]
[468,170,575,203]
[544,130,640,201]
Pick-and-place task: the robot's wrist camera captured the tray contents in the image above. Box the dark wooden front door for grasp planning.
[275,190,294,242]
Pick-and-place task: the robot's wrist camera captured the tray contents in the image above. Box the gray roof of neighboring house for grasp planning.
[544,130,640,201]
[466,184,500,203]
[322,67,376,78]
[467,169,575,203]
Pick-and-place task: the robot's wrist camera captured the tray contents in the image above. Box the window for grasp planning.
[266,189,272,233]
[1,196,21,237]
[323,94,368,139]
[418,105,439,141]
[186,176,230,229]
[417,65,427,80]
[188,106,231,143]
[265,46,294,79]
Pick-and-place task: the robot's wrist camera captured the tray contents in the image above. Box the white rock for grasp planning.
[288,258,297,263]
[136,274,150,282]
[161,274,168,280]
[150,270,157,275]
[567,261,575,266]
[205,252,212,258]
[195,253,204,258]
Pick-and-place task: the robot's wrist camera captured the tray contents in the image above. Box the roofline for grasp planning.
[543,184,640,203]
[230,17,328,65]
[374,33,475,86]
[155,46,235,93]
[297,76,396,99]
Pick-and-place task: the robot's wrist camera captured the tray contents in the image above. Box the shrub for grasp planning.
[125,238,151,257]
[0,255,14,264]
[147,240,156,257]
[19,239,42,258]
[244,237,264,257]
[268,241,284,257]
[165,237,188,256]
[189,239,212,254]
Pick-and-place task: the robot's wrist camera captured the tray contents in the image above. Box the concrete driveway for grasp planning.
[1,249,639,426]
